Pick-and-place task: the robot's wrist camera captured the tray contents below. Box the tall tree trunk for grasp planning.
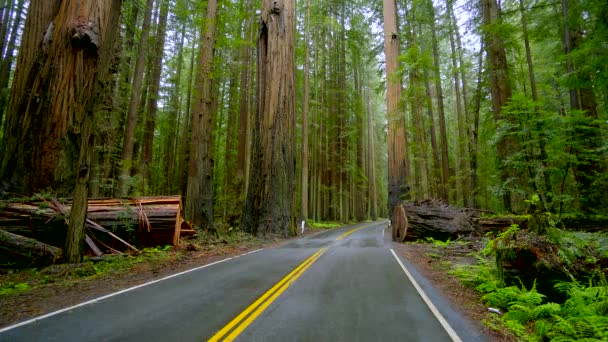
[383,0,409,225]
[424,71,441,199]
[164,25,185,195]
[141,0,169,195]
[185,0,219,230]
[429,1,450,202]
[481,0,515,212]
[447,0,466,205]
[519,0,552,208]
[301,0,311,223]
[366,90,378,220]
[1,0,122,260]
[117,0,154,197]
[470,43,484,208]
[236,0,255,202]
[241,0,296,236]
[0,1,62,194]
[179,32,197,196]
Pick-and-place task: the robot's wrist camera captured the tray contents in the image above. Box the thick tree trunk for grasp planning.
[241,0,296,236]
[0,1,61,194]
[0,0,123,261]
[383,0,409,233]
[185,0,218,230]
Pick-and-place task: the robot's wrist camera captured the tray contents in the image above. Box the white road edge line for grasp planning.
[0,248,264,334]
[390,249,462,342]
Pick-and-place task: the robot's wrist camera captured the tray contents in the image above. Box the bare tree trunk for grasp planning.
[241,0,296,236]
[117,0,154,197]
[470,43,484,208]
[185,0,219,230]
[0,1,61,194]
[447,0,466,205]
[383,0,409,227]
[366,90,378,220]
[429,1,450,202]
[301,0,311,223]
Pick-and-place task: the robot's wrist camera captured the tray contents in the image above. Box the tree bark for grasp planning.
[241,0,296,236]
[383,0,409,234]
[0,1,61,194]
[301,0,311,223]
[185,0,218,230]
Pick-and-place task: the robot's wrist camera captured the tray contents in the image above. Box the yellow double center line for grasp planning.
[209,225,367,341]
[208,247,328,342]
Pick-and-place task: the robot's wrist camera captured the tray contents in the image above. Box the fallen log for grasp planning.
[0,196,191,249]
[0,229,62,266]
[397,199,479,241]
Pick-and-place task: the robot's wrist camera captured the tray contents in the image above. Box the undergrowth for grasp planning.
[308,220,342,229]
[419,207,608,341]
[0,246,176,297]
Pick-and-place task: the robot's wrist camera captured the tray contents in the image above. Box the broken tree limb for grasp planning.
[85,234,103,257]
[0,229,62,266]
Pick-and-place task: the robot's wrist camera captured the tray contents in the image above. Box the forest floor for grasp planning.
[1,226,513,341]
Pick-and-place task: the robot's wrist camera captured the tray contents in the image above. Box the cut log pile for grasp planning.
[391,199,529,242]
[0,196,193,266]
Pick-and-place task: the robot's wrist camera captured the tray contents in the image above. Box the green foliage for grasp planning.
[308,221,341,229]
[0,282,30,296]
[452,230,608,340]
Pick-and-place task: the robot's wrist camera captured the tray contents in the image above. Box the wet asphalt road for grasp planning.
[0,221,484,342]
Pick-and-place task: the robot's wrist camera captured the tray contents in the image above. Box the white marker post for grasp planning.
[301,220,305,234]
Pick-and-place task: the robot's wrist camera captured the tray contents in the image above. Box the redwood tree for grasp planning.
[241,0,296,236]
[185,0,219,230]
[383,0,409,231]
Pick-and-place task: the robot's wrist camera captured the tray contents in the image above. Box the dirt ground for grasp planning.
[1,229,514,341]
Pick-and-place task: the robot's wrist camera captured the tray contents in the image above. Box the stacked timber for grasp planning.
[0,196,191,252]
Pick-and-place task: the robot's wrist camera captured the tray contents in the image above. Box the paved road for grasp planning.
[0,221,484,341]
